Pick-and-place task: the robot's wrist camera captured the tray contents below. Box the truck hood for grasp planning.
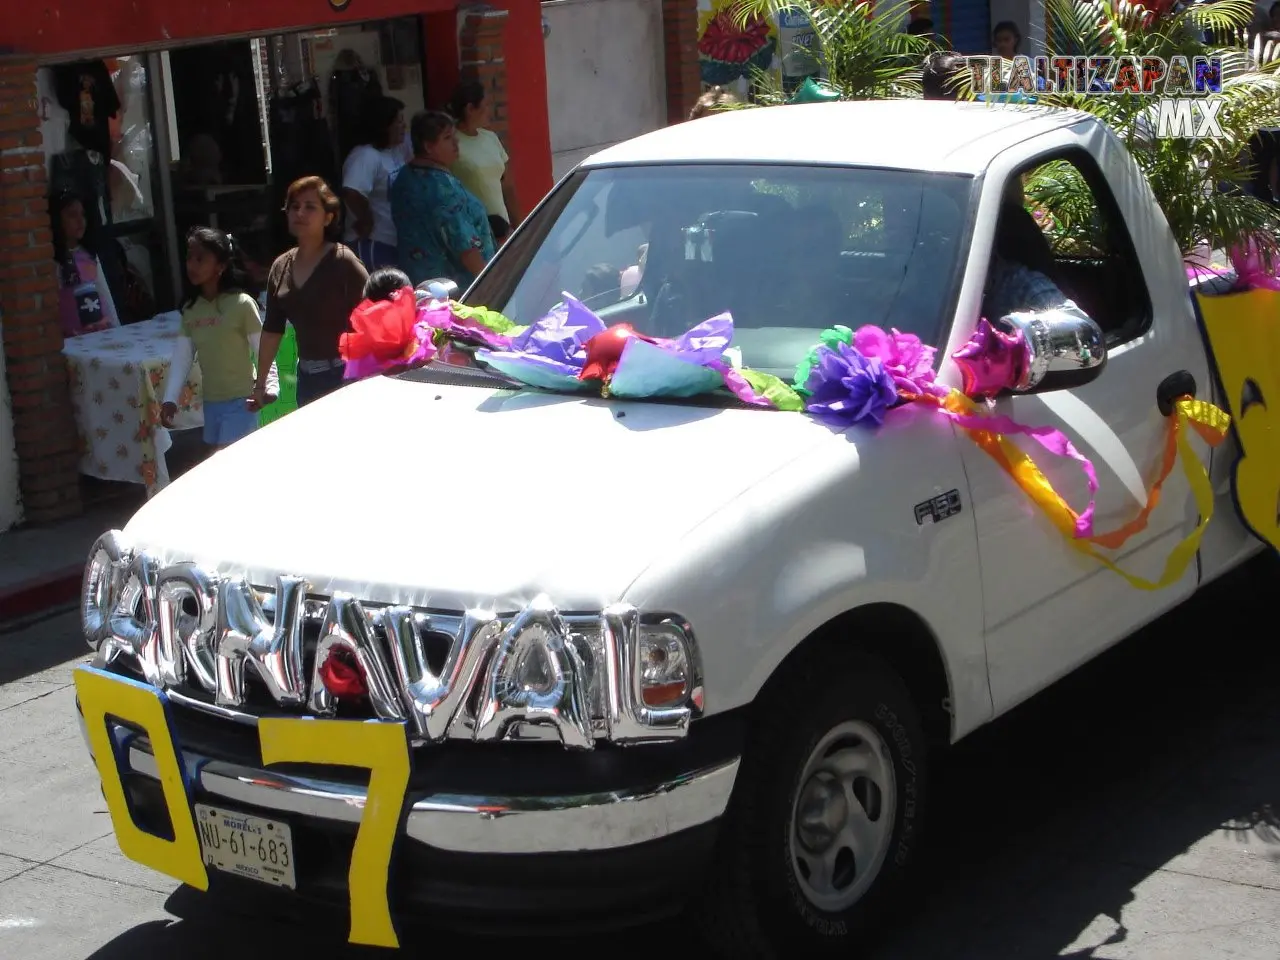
[123,373,839,612]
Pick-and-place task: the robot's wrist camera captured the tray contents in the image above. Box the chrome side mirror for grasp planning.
[415,277,459,303]
[997,307,1107,394]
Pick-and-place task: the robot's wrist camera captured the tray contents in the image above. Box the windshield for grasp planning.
[466,163,976,382]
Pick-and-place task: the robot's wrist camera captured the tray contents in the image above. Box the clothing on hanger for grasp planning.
[52,60,120,157]
[329,56,384,165]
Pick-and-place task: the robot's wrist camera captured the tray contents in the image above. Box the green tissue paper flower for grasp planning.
[793,325,854,396]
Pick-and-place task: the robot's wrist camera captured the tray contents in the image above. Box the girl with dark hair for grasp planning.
[447,81,520,238]
[160,227,278,451]
[253,175,369,408]
[341,95,408,271]
[389,110,496,289]
[51,191,119,338]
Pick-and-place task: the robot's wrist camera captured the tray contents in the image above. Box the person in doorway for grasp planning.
[992,20,1022,58]
[51,191,119,338]
[905,1,938,38]
[161,227,278,451]
[253,176,369,409]
[341,95,407,272]
[448,81,521,239]
[922,51,969,100]
[390,110,496,290]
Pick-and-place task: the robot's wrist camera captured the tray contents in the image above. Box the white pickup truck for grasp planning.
[71,100,1277,958]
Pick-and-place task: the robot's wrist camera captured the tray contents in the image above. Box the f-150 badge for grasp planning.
[915,489,962,525]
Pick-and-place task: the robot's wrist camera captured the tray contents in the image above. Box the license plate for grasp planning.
[194,804,297,889]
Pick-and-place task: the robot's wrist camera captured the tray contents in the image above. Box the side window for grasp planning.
[1015,150,1153,345]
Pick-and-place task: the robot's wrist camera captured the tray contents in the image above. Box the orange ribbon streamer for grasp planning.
[915,390,1231,589]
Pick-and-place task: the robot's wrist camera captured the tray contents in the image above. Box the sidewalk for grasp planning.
[0,491,143,622]
[0,430,212,623]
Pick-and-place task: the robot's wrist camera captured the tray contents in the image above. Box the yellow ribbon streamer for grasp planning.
[944,391,1231,590]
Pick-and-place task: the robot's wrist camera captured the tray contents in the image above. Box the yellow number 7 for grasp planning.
[258,718,411,949]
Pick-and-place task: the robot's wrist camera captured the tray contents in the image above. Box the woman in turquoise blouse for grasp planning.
[389,110,496,290]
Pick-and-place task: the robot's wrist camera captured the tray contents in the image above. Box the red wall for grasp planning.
[6,0,554,208]
[494,0,553,207]
[10,0,456,54]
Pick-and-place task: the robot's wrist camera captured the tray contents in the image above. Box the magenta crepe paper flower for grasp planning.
[853,325,946,397]
[419,300,516,350]
[951,317,1029,398]
[1228,236,1280,293]
[803,341,899,428]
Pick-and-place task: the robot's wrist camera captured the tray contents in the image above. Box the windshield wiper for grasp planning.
[394,358,523,390]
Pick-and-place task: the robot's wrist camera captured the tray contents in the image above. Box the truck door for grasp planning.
[944,134,1215,715]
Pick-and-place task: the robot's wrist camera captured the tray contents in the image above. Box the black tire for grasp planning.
[695,648,930,959]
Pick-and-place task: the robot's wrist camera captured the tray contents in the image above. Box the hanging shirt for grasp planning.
[179,292,265,403]
[342,144,405,249]
[58,247,119,337]
[53,60,120,158]
[390,165,496,289]
[453,128,510,222]
[329,66,384,164]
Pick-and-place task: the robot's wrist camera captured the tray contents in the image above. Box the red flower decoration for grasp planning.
[339,288,419,365]
[318,648,368,700]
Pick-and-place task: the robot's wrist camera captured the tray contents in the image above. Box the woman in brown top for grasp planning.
[250,176,369,410]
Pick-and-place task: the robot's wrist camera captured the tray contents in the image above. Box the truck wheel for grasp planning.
[696,650,929,958]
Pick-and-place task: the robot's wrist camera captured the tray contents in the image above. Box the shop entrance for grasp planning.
[38,16,430,507]
[164,19,427,292]
[41,17,428,325]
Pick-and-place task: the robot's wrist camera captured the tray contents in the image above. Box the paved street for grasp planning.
[1,555,1278,959]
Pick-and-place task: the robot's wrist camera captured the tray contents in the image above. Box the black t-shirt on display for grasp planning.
[53,60,121,157]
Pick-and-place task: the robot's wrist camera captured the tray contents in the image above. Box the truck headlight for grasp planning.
[638,621,698,709]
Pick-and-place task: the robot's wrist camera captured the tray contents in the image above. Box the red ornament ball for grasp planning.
[579,324,654,383]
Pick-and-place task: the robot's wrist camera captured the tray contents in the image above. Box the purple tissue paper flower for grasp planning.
[804,341,899,428]
[853,325,945,397]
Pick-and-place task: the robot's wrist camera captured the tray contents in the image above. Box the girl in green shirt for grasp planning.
[161,227,278,452]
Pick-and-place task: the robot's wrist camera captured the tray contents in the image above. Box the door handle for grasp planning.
[1157,370,1197,417]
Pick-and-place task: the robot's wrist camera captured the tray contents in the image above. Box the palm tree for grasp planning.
[1027,0,1280,267]
[728,0,1280,271]
[731,0,938,102]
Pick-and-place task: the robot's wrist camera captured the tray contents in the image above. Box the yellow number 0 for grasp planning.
[259,717,411,949]
[75,666,412,950]
[73,665,210,890]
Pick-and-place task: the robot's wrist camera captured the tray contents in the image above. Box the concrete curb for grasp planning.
[0,565,83,623]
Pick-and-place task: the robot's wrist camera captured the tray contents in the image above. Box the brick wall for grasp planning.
[458,4,509,144]
[0,57,83,524]
[663,0,702,124]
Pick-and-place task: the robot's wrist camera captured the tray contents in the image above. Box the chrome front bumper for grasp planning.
[77,714,740,856]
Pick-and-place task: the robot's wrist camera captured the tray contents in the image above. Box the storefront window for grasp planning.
[39,57,166,323]
[39,14,432,326]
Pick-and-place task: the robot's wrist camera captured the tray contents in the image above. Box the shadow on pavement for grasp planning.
[82,554,1280,959]
[0,610,90,685]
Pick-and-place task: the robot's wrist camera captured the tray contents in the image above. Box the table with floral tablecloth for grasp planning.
[63,312,203,496]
